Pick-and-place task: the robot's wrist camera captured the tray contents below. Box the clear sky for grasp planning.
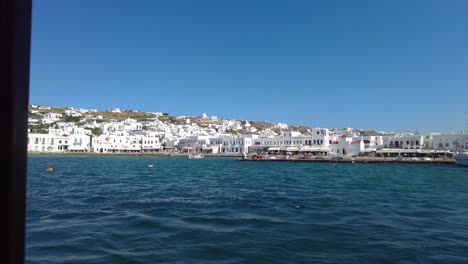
[30,0,468,134]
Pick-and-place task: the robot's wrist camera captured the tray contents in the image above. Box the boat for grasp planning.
[455,152,468,166]
[189,153,204,159]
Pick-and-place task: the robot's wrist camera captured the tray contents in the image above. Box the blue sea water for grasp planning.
[26,156,468,263]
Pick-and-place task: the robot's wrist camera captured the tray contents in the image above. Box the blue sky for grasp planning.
[30,0,468,133]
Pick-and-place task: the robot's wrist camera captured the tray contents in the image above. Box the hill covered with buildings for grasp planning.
[27,104,467,157]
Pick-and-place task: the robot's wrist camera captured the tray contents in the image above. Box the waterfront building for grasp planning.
[426,133,468,152]
[68,134,91,152]
[28,133,83,152]
[178,136,210,152]
[329,134,365,156]
[92,135,111,153]
[383,134,425,149]
[206,137,223,154]
[141,136,162,152]
[249,129,331,155]
[221,135,256,154]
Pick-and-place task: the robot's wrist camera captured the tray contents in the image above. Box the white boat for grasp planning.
[189,153,204,159]
[455,152,468,166]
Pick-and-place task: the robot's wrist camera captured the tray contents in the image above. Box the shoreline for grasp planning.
[27,152,242,158]
[27,152,457,164]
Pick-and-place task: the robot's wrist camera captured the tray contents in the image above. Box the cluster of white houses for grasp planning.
[28,123,468,157]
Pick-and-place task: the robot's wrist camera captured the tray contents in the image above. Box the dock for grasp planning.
[238,156,455,164]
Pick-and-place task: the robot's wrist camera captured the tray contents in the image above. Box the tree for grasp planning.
[91,127,102,136]
[63,115,81,123]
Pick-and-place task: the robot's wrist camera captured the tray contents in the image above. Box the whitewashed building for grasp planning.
[141,136,162,152]
[427,133,468,151]
[383,134,425,149]
[68,134,91,152]
[221,135,257,154]
[329,134,365,156]
[28,133,72,152]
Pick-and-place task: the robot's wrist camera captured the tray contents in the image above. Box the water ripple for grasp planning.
[26,156,468,263]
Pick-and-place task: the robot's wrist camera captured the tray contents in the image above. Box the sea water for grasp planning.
[26,156,468,263]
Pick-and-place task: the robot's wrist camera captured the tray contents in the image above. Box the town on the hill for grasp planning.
[27,105,467,158]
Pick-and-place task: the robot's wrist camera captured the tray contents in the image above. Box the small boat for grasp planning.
[455,152,468,166]
[189,153,204,159]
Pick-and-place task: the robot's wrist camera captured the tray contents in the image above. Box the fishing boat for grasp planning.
[455,152,468,166]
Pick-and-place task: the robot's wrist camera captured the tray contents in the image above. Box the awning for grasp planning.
[362,148,377,152]
[376,148,419,153]
[299,146,328,152]
[286,147,299,151]
[268,147,280,151]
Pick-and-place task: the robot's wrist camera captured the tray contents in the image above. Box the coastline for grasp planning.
[27,152,456,164]
[27,152,242,158]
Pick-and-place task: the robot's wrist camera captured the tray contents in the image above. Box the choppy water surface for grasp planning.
[26,156,468,263]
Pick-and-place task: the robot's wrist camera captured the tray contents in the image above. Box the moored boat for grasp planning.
[455,152,468,166]
[189,153,204,159]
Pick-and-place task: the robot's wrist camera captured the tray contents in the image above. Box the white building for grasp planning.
[383,134,425,149]
[64,109,82,117]
[221,135,256,154]
[68,134,91,152]
[178,136,210,152]
[28,134,71,152]
[329,134,365,156]
[427,133,468,151]
[41,112,62,124]
[141,136,162,152]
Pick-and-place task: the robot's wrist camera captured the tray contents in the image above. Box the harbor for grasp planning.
[26,155,468,263]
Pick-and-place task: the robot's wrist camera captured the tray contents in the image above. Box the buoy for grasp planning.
[148,164,154,168]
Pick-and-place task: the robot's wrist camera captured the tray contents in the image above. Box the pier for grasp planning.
[238,156,455,164]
